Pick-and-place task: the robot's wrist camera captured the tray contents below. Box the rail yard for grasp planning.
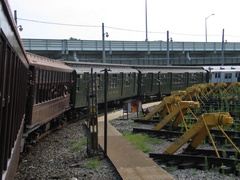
[1,0,240,179]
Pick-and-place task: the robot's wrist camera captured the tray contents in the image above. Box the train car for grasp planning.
[203,66,240,83]
[158,66,207,94]
[133,65,207,99]
[65,61,138,110]
[24,53,74,143]
[0,1,29,180]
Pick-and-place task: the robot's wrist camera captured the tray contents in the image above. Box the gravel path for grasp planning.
[15,121,121,180]
[15,110,240,180]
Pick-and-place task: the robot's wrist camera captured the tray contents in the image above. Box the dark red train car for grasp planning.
[24,53,74,134]
[0,1,29,179]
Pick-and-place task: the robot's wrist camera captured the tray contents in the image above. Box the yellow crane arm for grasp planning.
[223,82,240,93]
[163,112,233,155]
[142,96,181,121]
[153,101,199,130]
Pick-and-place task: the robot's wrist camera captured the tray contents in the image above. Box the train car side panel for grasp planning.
[26,53,73,128]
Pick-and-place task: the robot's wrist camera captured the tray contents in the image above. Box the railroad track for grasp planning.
[149,152,240,176]
[133,119,240,145]
[133,127,240,145]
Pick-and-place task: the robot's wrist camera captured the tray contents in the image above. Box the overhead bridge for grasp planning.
[22,39,240,65]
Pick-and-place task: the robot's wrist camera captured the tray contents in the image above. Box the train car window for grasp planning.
[38,70,43,102]
[133,73,136,93]
[125,74,130,86]
[76,74,80,92]
[225,73,232,79]
[96,74,101,90]
[57,72,61,97]
[39,70,42,84]
[43,70,46,83]
[189,73,197,83]
[159,74,166,85]
[110,74,117,88]
[34,69,38,104]
[84,73,89,82]
[173,74,183,84]
[215,72,220,78]
[141,74,147,86]
[59,72,63,97]
[35,69,39,84]
[148,73,153,79]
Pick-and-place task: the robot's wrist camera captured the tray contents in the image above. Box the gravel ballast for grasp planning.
[15,111,240,180]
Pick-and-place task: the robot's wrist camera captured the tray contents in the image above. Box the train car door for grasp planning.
[237,72,240,82]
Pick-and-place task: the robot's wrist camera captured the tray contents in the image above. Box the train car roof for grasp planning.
[27,53,73,72]
[132,65,204,70]
[203,66,240,72]
[65,61,138,74]
[133,65,206,73]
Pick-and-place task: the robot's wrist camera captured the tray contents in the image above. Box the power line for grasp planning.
[18,18,101,28]
[18,17,240,38]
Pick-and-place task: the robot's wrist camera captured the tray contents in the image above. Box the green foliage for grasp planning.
[81,137,88,145]
[165,167,176,172]
[70,145,82,151]
[123,132,162,153]
[236,163,240,169]
[85,157,102,169]
[69,137,87,151]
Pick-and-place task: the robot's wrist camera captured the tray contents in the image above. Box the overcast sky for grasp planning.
[8,0,240,42]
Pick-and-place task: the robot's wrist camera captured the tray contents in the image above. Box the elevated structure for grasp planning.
[22,39,240,65]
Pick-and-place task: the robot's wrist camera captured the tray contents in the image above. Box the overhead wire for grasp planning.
[18,17,240,39]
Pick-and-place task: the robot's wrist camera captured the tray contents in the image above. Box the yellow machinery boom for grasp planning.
[223,82,240,93]
[211,82,227,94]
[163,112,240,157]
[153,101,200,130]
[180,87,200,101]
[142,96,181,121]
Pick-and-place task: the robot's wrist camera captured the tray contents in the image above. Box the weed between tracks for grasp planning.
[123,132,163,153]
[85,157,102,169]
[69,137,87,151]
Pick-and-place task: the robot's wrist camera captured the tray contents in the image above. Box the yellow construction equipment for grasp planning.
[163,112,240,157]
[142,95,181,121]
[223,82,240,93]
[211,82,227,94]
[180,87,200,101]
[191,83,214,101]
[153,101,200,131]
[171,91,187,97]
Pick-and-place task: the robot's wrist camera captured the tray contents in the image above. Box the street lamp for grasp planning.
[205,14,215,42]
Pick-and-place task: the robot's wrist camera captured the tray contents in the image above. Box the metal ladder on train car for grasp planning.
[86,68,98,155]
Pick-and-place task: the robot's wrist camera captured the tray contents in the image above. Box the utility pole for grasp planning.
[102,23,106,63]
[221,29,225,66]
[145,0,148,41]
[167,31,170,66]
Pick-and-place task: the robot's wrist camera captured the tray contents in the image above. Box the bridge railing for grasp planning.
[22,39,240,52]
